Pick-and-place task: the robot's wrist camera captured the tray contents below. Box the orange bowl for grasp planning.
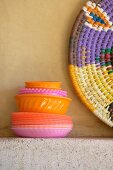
[11,112,73,126]
[15,94,71,114]
[25,81,62,89]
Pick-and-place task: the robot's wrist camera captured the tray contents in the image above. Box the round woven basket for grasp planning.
[69,0,113,127]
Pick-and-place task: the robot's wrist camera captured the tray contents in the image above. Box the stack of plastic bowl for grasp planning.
[11,81,73,138]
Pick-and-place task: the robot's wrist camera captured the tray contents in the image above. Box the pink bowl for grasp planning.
[18,88,67,97]
[12,127,72,138]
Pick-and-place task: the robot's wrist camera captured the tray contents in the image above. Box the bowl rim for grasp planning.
[15,94,72,101]
[11,112,72,118]
[25,81,62,89]
[11,127,72,130]
[25,81,62,83]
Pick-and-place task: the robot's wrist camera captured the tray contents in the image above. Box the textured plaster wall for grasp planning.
[0,138,113,170]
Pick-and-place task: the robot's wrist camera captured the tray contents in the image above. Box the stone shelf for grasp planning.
[0,138,113,170]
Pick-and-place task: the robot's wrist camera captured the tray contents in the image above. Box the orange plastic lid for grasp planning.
[25,81,62,89]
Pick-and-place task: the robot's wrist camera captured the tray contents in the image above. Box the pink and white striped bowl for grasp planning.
[18,88,67,97]
[12,127,72,138]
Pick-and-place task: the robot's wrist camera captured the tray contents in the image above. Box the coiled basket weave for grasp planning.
[69,0,113,127]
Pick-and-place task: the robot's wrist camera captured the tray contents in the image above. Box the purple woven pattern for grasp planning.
[70,0,113,67]
[77,28,113,67]
[101,0,113,22]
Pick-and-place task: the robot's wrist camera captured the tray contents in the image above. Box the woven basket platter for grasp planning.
[69,0,113,127]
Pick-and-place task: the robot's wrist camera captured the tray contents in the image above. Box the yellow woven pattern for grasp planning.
[69,64,95,111]
[69,64,113,127]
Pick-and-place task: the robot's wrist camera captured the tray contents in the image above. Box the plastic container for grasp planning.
[12,127,72,138]
[25,81,62,89]
[19,88,67,97]
[11,112,73,126]
[11,112,72,121]
[15,94,71,114]
[12,124,73,128]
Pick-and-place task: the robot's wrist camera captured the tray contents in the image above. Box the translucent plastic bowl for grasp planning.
[18,88,67,97]
[25,81,62,89]
[15,94,71,114]
[12,127,72,138]
[12,124,73,128]
[11,112,73,126]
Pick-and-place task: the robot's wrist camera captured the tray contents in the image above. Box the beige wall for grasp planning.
[0,0,113,137]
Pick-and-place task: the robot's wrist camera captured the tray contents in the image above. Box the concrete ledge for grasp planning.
[0,138,113,170]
